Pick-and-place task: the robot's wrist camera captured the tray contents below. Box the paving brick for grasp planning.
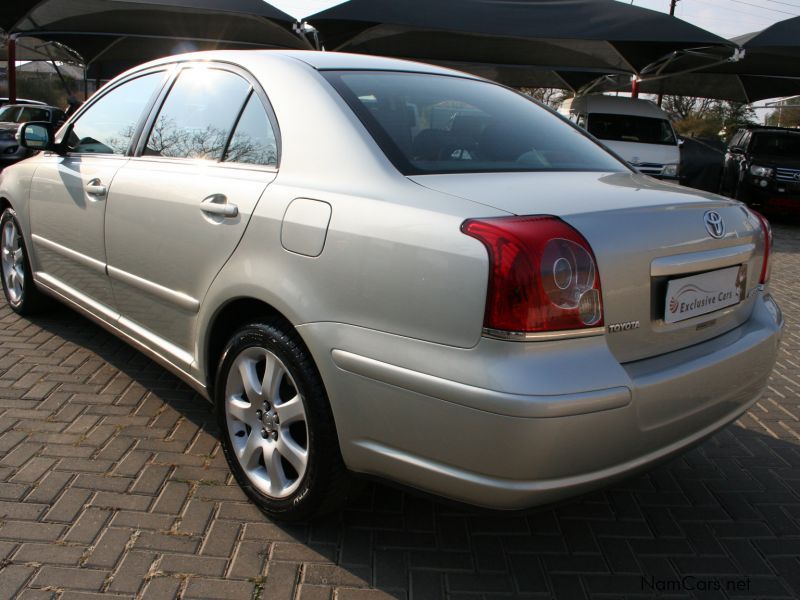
[107,551,157,594]
[0,521,65,542]
[30,566,109,591]
[183,577,254,599]
[0,564,35,598]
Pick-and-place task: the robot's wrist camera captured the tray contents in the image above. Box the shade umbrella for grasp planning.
[586,71,800,103]
[305,0,733,86]
[10,0,310,67]
[580,16,800,102]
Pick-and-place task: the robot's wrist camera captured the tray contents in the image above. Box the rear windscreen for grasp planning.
[323,70,626,176]
[587,113,677,146]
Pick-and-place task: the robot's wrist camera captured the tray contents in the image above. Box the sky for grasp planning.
[268,0,796,40]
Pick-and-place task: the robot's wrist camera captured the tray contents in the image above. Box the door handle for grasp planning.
[200,195,238,218]
[85,179,107,197]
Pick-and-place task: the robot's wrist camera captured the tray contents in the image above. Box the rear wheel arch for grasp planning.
[204,297,312,397]
[0,197,11,212]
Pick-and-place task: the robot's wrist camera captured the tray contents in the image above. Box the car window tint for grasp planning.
[587,113,676,146]
[144,68,250,161]
[0,106,19,122]
[325,71,625,175]
[68,72,164,154]
[18,107,50,122]
[224,94,278,167]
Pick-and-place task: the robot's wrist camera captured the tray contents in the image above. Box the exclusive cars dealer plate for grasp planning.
[665,265,746,324]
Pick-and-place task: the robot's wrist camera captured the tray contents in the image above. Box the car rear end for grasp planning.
[293,60,783,509]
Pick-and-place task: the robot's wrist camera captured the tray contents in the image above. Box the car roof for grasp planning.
[571,95,669,119]
[2,103,60,111]
[0,98,47,105]
[129,49,479,81]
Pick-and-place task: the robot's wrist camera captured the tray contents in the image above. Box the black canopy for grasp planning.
[581,16,800,102]
[9,0,310,69]
[306,0,732,81]
[588,71,800,103]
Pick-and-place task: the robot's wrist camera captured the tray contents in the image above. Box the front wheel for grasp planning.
[1,208,49,314]
[215,319,354,520]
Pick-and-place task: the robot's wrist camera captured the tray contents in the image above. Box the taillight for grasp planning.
[461,216,603,334]
[752,210,772,285]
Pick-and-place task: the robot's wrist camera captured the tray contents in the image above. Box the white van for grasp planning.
[569,95,681,180]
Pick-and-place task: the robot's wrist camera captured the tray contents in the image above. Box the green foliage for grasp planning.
[766,106,800,128]
[663,96,757,141]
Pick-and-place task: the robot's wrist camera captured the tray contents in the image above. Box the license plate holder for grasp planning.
[664,265,746,324]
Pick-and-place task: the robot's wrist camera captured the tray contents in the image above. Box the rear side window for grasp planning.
[324,71,625,175]
[224,93,278,167]
[144,67,250,161]
[586,113,676,146]
[68,72,165,154]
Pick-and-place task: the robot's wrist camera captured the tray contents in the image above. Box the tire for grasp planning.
[215,319,354,520]
[1,207,50,315]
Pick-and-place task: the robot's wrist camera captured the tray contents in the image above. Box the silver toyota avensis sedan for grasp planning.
[0,51,783,520]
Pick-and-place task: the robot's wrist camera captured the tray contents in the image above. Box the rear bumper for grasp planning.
[300,291,783,509]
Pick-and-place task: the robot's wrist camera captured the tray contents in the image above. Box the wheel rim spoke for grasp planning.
[227,397,251,423]
[262,353,283,403]
[265,444,288,495]
[239,429,264,469]
[277,430,308,474]
[275,394,304,425]
[238,357,263,402]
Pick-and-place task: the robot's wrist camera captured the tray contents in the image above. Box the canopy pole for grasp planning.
[7,36,16,104]
[630,77,639,98]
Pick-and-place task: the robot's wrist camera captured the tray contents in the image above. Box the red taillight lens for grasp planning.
[461,216,603,333]
[752,210,772,284]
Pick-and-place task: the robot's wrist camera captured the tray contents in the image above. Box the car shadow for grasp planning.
[7,297,798,599]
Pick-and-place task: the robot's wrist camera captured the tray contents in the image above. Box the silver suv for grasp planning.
[0,51,782,520]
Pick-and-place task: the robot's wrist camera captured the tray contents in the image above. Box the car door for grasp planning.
[27,70,168,313]
[104,64,279,362]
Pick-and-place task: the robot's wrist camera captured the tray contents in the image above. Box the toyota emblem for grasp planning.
[704,211,725,239]
[794,172,800,182]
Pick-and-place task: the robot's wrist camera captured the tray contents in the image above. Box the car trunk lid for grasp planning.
[410,171,764,363]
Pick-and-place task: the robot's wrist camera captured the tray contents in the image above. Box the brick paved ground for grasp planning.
[0,220,799,600]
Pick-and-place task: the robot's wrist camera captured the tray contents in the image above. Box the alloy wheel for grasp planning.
[224,346,309,498]
[1,219,25,305]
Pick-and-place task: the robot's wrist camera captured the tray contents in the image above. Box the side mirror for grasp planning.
[729,146,745,155]
[17,121,58,153]
[677,137,685,147]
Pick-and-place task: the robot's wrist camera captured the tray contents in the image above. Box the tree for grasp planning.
[766,105,800,128]
[518,87,572,109]
[663,96,757,141]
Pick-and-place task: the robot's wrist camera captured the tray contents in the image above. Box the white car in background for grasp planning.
[569,95,681,180]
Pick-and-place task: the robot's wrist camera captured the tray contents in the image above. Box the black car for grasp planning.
[720,126,800,209]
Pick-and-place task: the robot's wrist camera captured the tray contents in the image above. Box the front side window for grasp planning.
[144,67,250,161]
[18,107,50,122]
[324,71,625,175]
[586,113,677,146]
[0,106,20,122]
[67,72,165,154]
[224,93,278,167]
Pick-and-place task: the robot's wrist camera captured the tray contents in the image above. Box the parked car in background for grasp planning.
[569,95,682,180]
[0,103,66,168]
[720,126,800,210]
[0,51,783,520]
[0,97,46,107]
